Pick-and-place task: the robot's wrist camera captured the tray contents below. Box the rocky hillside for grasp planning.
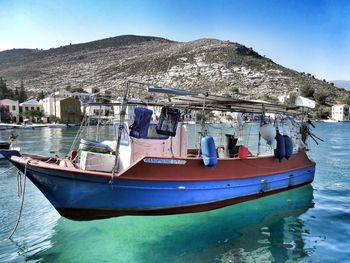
[0,35,348,103]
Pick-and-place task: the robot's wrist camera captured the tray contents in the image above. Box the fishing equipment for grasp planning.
[156,106,181,137]
[201,135,218,167]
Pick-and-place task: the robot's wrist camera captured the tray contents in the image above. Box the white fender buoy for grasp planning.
[260,123,276,142]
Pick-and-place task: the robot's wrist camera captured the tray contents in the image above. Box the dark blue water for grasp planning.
[0,123,349,262]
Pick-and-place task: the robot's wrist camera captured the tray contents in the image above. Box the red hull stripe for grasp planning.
[121,151,315,181]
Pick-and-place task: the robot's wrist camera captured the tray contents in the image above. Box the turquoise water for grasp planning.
[0,123,350,262]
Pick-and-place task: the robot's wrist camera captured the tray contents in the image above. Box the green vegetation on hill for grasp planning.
[0,77,28,102]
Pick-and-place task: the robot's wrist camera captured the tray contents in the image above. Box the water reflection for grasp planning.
[28,185,314,263]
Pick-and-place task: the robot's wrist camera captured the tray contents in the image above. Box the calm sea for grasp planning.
[0,123,349,262]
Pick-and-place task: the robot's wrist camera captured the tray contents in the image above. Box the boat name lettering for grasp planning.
[144,158,187,165]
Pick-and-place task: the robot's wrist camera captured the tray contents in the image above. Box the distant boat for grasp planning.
[0,141,20,159]
[322,119,340,123]
[49,123,71,128]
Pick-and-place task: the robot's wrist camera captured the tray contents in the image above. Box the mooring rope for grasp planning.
[16,171,22,197]
[8,160,30,239]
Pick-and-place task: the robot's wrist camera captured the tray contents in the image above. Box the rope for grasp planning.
[16,171,22,197]
[8,160,30,239]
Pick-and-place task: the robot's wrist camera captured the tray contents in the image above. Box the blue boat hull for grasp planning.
[13,162,315,220]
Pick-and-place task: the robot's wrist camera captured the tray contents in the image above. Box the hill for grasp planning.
[332,80,350,91]
[0,35,348,104]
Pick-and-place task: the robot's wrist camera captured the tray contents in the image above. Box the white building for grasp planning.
[111,99,162,121]
[85,105,114,117]
[54,89,72,98]
[332,104,350,121]
[71,92,90,104]
[295,96,316,109]
[83,87,100,95]
[19,99,44,122]
[20,99,43,112]
[41,96,56,116]
[0,99,20,122]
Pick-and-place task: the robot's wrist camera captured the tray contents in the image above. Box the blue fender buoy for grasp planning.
[283,135,293,159]
[201,136,218,167]
[274,131,285,160]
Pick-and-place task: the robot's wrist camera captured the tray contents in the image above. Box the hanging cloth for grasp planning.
[156,107,180,137]
[129,107,153,138]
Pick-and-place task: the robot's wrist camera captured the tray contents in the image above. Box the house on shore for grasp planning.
[19,99,43,123]
[332,104,350,121]
[55,97,82,124]
[0,99,20,122]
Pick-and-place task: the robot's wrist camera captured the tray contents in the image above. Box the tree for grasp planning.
[342,95,350,105]
[14,87,19,99]
[312,106,330,119]
[0,77,8,99]
[314,91,329,105]
[300,85,314,98]
[37,90,45,100]
[0,77,14,100]
[18,81,28,102]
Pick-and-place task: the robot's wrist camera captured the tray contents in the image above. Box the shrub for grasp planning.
[300,85,314,98]
[314,91,329,105]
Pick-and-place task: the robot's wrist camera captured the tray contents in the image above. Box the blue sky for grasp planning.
[0,0,349,80]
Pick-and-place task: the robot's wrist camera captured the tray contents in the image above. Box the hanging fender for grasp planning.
[284,135,293,159]
[201,136,218,167]
[274,131,285,160]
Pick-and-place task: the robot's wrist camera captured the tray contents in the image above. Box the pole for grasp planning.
[96,105,102,141]
[111,81,130,180]
[54,95,57,122]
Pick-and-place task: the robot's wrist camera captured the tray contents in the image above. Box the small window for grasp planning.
[31,107,34,110]
[25,107,28,111]
[12,105,16,110]
[37,107,40,111]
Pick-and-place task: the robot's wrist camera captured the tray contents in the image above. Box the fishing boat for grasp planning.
[0,81,317,220]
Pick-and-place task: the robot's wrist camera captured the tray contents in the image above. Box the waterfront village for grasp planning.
[0,85,349,126]
[0,85,204,127]
[0,87,142,126]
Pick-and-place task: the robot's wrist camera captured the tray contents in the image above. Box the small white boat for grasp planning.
[48,123,71,128]
[322,119,340,123]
